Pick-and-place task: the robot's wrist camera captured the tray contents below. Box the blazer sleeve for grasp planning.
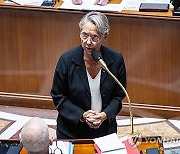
[50,55,84,127]
[102,52,126,120]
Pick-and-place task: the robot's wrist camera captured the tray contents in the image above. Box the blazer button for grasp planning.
[102,94,106,97]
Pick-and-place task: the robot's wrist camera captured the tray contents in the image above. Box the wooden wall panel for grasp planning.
[106,16,180,107]
[0,6,179,119]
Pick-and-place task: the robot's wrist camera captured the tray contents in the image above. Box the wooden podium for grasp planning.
[0,137,164,154]
[20,140,96,154]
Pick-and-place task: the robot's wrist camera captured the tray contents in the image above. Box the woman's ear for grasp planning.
[104,33,108,40]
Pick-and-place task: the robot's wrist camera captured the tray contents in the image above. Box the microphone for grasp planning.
[91,51,108,71]
[91,51,134,135]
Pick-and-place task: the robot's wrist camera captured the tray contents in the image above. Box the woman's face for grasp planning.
[80,21,105,54]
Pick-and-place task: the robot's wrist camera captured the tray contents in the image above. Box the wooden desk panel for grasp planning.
[3,139,162,154]
[0,5,179,118]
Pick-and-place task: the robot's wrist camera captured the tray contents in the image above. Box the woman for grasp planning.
[51,11,126,139]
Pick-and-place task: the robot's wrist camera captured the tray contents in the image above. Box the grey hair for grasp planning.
[21,117,49,154]
[79,11,110,36]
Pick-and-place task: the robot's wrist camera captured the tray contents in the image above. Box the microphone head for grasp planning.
[91,51,102,62]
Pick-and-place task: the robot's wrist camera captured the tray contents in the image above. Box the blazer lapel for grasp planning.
[76,65,90,92]
[71,46,113,91]
[72,46,90,92]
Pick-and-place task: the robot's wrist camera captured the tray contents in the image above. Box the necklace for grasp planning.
[84,56,98,67]
[84,60,97,67]
[85,50,92,55]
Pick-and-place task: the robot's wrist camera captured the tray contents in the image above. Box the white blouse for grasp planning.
[86,69,102,113]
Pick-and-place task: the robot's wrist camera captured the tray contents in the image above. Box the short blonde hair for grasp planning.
[79,11,110,36]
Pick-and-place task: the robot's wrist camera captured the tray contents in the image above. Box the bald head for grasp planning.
[21,117,49,154]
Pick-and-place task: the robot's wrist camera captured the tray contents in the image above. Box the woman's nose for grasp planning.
[86,36,93,44]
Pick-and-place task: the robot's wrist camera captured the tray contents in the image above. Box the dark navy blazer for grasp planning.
[51,45,126,139]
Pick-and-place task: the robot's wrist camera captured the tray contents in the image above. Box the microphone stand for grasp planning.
[98,59,134,135]
[93,53,164,153]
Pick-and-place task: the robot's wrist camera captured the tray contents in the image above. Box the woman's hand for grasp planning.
[72,0,82,5]
[86,111,107,129]
[81,110,96,122]
[72,0,109,5]
[94,0,109,6]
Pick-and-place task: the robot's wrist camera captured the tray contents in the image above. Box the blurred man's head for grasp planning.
[20,117,49,154]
